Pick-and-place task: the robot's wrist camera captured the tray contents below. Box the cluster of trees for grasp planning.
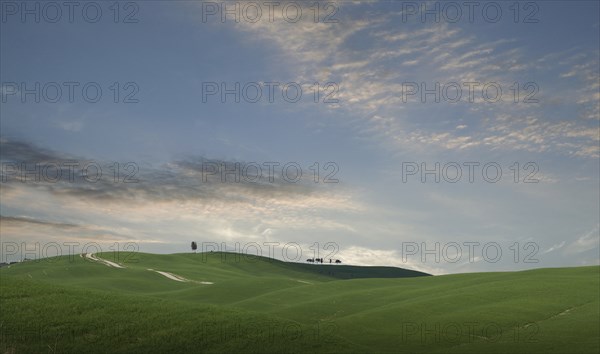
[307,258,341,264]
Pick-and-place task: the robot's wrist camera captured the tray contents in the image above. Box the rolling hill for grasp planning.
[1,252,598,353]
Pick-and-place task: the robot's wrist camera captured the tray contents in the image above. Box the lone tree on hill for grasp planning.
[191,241,197,253]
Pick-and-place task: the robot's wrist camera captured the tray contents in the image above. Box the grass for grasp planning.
[1,252,598,353]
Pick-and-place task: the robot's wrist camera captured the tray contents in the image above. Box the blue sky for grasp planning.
[1,1,599,274]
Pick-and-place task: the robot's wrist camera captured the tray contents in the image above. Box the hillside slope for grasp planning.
[1,252,598,353]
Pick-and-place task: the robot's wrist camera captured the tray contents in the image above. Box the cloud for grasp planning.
[0,215,81,229]
[339,245,446,275]
[56,119,84,132]
[0,214,144,243]
[1,138,352,205]
[1,138,363,248]
[564,225,600,255]
[216,2,599,159]
[542,241,565,254]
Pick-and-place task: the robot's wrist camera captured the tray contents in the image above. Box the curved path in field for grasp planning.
[82,253,126,268]
[80,253,212,284]
[147,268,213,284]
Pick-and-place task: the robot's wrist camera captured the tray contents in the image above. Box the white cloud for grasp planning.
[564,225,600,254]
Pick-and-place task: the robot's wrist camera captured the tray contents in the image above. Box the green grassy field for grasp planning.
[1,252,598,353]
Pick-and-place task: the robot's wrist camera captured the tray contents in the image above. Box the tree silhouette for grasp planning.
[191,241,197,253]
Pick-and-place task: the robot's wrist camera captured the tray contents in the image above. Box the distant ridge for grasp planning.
[287,262,431,279]
[196,251,431,279]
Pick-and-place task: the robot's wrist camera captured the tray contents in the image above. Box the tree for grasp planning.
[191,241,197,253]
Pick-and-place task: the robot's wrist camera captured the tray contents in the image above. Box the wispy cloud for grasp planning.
[1,138,363,247]
[564,224,600,255]
[217,2,599,159]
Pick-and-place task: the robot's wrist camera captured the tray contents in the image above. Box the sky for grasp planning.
[0,0,599,274]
